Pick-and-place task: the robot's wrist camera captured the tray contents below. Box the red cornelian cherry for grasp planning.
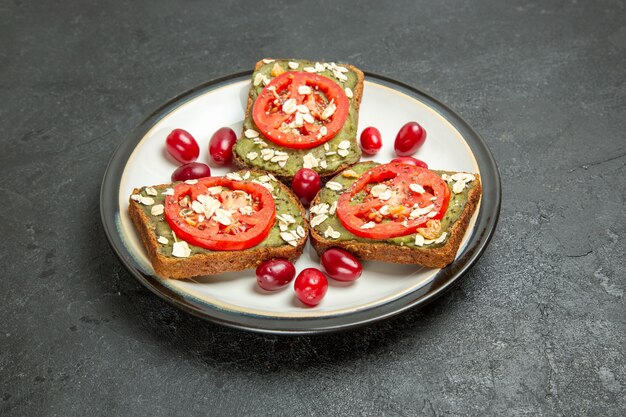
[294,268,328,306]
[390,156,428,168]
[291,168,321,206]
[171,162,211,182]
[320,248,362,282]
[209,127,237,166]
[166,129,200,164]
[256,259,296,291]
[394,122,427,156]
[360,127,383,155]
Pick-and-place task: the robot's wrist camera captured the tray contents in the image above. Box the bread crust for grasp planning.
[129,173,308,279]
[233,59,365,184]
[309,174,482,269]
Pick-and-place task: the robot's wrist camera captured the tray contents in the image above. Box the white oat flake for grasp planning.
[282,98,297,114]
[253,73,270,87]
[139,196,154,206]
[451,173,476,183]
[410,204,435,218]
[288,61,299,69]
[239,206,254,215]
[252,138,268,147]
[303,153,319,169]
[202,198,220,219]
[324,225,341,239]
[325,181,343,191]
[277,213,296,224]
[310,203,329,215]
[298,85,312,95]
[378,189,393,201]
[191,200,204,214]
[329,201,338,215]
[452,181,467,194]
[163,188,174,196]
[296,226,306,238]
[421,232,449,246]
[409,183,425,194]
[244,129,259,138]
[262,58,275,64]
[435,232,448,244]
[338,140,350,150]
[345,87,353,98]
[172,241,191,258]
[310,214,329,228]
[280,232,295,242]
[337,149,350,157]
[151,204,164,216]
[361,221,376,230]
[157,236,169,245]
[333,70,348,82]
[213,208,232,226]
[226,172,243,181]
[184,179,198,185]
[252,180,274,192]
[271,154,289,163]
[370,184,388,197]
[145,187,157,196]
[261,148,275,161]
[321,101,336,120]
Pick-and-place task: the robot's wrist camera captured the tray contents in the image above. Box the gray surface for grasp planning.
[1,0,624,415]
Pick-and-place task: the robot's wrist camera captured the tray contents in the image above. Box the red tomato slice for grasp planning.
[164,177,276,251]
[336,163,451,240]
[252,71,349,149]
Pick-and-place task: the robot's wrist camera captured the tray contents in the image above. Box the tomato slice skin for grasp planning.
[336,163,451,240]
[252,71,349,149]
[164,177,276,251]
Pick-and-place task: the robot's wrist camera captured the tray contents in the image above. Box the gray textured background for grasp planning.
[1,0,624,415]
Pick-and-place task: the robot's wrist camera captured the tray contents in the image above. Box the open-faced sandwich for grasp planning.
[129,170,308,279]
[232,58,364,182]
[308,162,482,268]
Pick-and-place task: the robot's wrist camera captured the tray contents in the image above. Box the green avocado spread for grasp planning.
[233,59,362,177]
[131,171,305,257]
[312,162,478,249]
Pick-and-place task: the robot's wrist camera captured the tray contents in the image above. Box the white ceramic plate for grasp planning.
[101,71,501,334]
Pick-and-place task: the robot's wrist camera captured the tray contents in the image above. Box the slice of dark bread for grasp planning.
[232,58,364,184]
[128,169,308,279]
[308,163,482,269]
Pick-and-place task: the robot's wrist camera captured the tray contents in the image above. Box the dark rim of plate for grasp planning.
[100,70,502,335]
